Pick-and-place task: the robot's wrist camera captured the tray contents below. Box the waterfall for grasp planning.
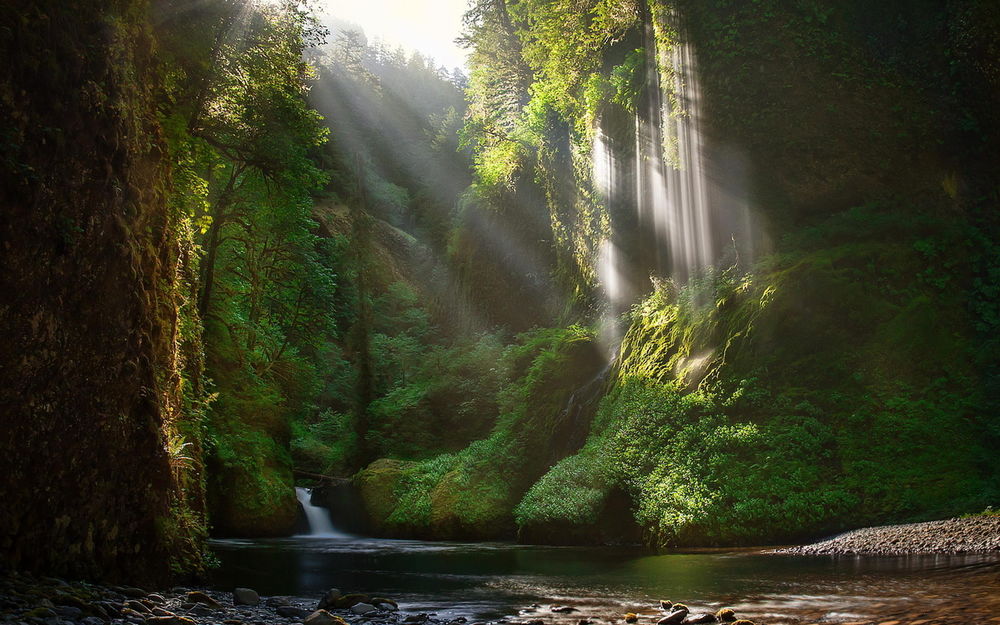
[295,486,349,538]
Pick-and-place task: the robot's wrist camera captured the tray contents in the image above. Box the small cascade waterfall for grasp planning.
[295,486,348,538]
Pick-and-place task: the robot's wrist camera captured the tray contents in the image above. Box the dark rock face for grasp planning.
[312,480,369,534]
[0,0,196,583]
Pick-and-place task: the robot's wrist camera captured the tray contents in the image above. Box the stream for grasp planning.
[210,534,1000,624]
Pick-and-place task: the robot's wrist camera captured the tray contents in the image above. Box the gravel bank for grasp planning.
[779,514,1000,555]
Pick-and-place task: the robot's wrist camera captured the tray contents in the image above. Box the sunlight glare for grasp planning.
[319,0,469,70]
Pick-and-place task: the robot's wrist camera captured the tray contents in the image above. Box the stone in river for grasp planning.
[657,610,687,625]
[233,589,260,607]
[317,590,342,610]
[714,610,735,623]
[681,615,715,625]
[53,607,82,619]
[659,602,673,611]
[186,592,222,610]
[147,616,197,625]
[551,607,575,614]
[624,613,639,623]
[371,597,398,610]
[351,603,377,615]
[305,610,348,625]
[276,606,312,619]
[331,594,370,609]
[266,597,291,608]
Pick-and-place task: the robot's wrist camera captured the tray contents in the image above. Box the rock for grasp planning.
[624,614,638,623]
[52,594,89,612]
[190,605,214,617]
[52,607,81,619]
[371,597,398,609]
[403,615,427,623]
[81,618,103,625]
[147,616,197,625]
[330,594,369,609]
[714,609,736,623]
[125,601,150,614]
[266,597,291,608]
[681,615,715,625]
[659,602,673,611]
[276,606,311,619]
[122,608,148,620]
[550,607,575,614]
[185,592,222,610]
[147,595,167,605]
[657,610,687,625]
[233,589,260,607]
[730,621,754,625]
[152,608,174,617]
[525,620,545,625]
[224,620,244,625]
[304,610,348,625]
[578,620,593,625]
[120,588,147,599]
[350,603,377,615]
[316,590,342,610]
[22,609,55,620]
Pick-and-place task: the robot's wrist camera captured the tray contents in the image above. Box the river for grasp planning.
[209,535,1000,624]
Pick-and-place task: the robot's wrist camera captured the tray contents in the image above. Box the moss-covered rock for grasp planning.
[353,327,606,539]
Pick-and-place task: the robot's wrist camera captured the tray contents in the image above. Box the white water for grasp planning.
[295,486,350,538]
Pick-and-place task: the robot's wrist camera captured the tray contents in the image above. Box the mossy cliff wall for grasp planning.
[0,1,203,582]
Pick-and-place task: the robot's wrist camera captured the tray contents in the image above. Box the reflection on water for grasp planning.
[209,536,1000,624]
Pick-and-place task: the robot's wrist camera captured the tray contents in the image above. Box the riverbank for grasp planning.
[0,573,757,625]
[778,514,1000,556]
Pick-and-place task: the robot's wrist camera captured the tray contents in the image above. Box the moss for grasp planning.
[354,326,606,539]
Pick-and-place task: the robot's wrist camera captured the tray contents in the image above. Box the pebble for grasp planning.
[779,514,1000,555]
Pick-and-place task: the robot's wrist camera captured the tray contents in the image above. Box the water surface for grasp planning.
[210,536,1000,624]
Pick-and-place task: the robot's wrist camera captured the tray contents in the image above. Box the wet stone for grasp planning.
[232,589,259,607]
[275,606,311,619]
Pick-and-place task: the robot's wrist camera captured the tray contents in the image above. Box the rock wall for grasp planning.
[0,0,197,582]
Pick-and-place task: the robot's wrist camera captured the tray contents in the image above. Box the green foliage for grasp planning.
[356,325,605,538]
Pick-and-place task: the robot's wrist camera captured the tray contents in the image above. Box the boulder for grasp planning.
[657,610,687,625]
[331,594,370,609]
[186,592,222,610]
[317,589,342,610]
[714,609,736,623]
[624,613,639,623]
[371,597,398,609]
[305,610,348,625]
[659,601,673,611]
[266,597,292,608]
[351,603,377,615]
[276,606,312,619]
[681,615,715,625]
[233,589,260,607]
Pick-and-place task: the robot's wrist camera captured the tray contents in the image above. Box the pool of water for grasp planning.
[209,536,1000,624]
